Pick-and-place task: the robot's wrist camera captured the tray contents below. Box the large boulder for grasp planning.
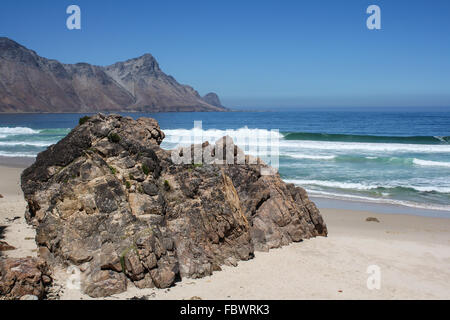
[21,114,327,297]
[0,257,52,300]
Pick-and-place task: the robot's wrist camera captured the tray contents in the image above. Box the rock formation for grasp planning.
[0,37,227,113]
[20,114,327,297]
[0,257,52,300]
[202,92,223,108]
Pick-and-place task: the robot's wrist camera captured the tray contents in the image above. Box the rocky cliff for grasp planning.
[0,38,226,113]
[202,92,223,108]
[20,114,327,297]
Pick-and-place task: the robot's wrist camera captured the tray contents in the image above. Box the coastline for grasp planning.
[2,112,450,214]
[0,156,35,169]
[2,154,448,219]
[0,110,229,115]
[1,162,449,299]
[312,197,450,219]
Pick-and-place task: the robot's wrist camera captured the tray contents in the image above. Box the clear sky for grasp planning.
[1,0,449,109]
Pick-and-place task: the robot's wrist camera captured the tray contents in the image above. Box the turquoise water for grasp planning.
[1,111,450,214]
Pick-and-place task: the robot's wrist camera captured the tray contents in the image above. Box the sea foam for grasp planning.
[413,158,450,168]
[0,127,40,138]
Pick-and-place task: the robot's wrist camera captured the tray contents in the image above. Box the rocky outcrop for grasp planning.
[20,114,327,297]
[202,92,223,108]
[0,38,227,113]
[0,257,52,300]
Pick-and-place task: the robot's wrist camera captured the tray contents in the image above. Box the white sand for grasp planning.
[1,164,449,300]
[0,165,37,259]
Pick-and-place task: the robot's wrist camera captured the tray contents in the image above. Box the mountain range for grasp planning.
[0,37,226,113]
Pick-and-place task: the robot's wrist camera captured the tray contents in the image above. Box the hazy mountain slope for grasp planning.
[202,92,223,108]
[0,37,226,112]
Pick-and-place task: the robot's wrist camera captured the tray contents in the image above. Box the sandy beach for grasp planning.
[1,163,449,300]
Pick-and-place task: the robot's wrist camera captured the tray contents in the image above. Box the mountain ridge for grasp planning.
[0,37,226,113]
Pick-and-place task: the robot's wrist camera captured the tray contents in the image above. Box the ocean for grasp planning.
[1,111,450,215]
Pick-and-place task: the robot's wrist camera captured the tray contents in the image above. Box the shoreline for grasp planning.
[312,197,450,219]
[0,110,230,115]
[1,164,449,299]
[2,155,449,219]
[0,157,35,169]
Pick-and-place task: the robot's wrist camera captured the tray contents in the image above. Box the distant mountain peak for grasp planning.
[0,38,227,113]
[0,37,39,64]
[0,37,32,53]
[139,53,157,61]
[0,37,20,46]
[107,53,161,74]
[203,92,223,108]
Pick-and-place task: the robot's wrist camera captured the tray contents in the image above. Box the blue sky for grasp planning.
[1,0,449,109]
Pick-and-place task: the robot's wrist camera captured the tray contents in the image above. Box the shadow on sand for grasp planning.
[0,225,6,240]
